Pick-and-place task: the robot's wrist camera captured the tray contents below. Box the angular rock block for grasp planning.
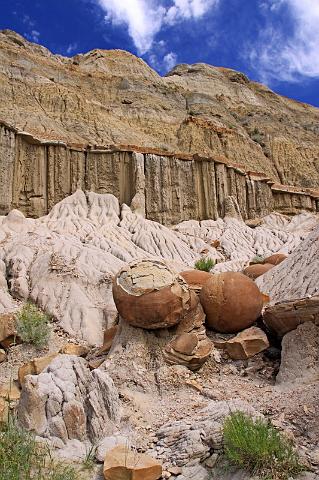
[225,327,269,360]
[103,445,162,480]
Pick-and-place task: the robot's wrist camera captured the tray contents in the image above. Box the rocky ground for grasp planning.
[0,191,319,479]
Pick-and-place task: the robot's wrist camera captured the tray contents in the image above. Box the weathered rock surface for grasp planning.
[155,400,261,467]
[18,352,59,385]
[103,445,162,480]
[0,192,318,344]
[200,272,263,333]
[1,28,319,195]
[18,354,120,444]
[276,322,319,386]
[243,263,273,279]
[258,223,319,335]
[225,327,269,360]
[113,260,193,329]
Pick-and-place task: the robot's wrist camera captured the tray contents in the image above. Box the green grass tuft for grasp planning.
[223,411,304,480]
[16,303,51,348]
[194,257,216,272]
[250,255,265,265]
[0,417,77,480]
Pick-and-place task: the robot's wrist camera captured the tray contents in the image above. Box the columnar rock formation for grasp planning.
[0,122,318,222]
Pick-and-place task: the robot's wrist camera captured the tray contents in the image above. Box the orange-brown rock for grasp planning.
[243,263,274,279]
[103,445,162,480]
[0,349,6,363]
[225,327,269,360]
[264,253,287,265]
[18,352,59,385]
[0,313,17,348]
[163,333,212,371]
[200,272,263,333]
[0,381,21,401]
[113,260,193,329]
[180,270,213,292]
[97,325,118,355]
[59,343,89,357]
[0,398,9,425]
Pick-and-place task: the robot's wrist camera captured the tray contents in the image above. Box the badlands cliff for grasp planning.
[1,29,319,223]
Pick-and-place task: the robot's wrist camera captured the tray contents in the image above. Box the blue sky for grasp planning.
[1,0,319,107]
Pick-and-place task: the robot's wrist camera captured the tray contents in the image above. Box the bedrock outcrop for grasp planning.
[1,29,319,221]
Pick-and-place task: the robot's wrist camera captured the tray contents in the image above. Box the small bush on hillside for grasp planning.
[250,255,265,264]
[16,303,50,348]
[194,257,216,272]
[223,411,304,480]
[0,417,77,480]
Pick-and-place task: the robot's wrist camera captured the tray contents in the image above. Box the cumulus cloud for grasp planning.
[163,51,178,70]
[97,0,219,54]
[25,29,40,43]
[251,0,319,82]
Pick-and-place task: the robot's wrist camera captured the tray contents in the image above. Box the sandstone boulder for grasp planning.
[180,270,212,292]
[264,253,287,265]
[163,332,213,371]
[225,327,269,360]
[243,263,273,280]
[0,381,21,401]
[200,272,263,333]
[103,445,162,480]
[18,352,59,385]
[113,260,193,329]
[18,355,120,443]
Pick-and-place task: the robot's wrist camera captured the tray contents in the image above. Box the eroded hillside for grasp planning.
[1,29,319,188]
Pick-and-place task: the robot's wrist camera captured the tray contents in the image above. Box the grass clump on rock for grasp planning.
[16,302,51,348]
[223,411,304,480]
[194,257,215,272]
[0,417,77,480]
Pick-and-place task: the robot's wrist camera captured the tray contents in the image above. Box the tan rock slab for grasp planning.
[18,352,59,385]
[0,313,17,345]
[0,348,6,363]
[103,445,162,480]
[0,397,9,425]
[225,327,269,360]
[0,381,21,401]
[60,343,90,356]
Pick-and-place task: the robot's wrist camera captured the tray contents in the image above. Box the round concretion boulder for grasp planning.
[264,253,287,265]
[199,272,263,333]
[180,270,212,291]
[243,263,274,280]
[113,259,193,329]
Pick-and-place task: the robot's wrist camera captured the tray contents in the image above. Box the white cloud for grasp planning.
[66,43,78,54]
[251,0,319,82]
[25,30,40,43]
[163,51,178,70]
[97,0,219,54]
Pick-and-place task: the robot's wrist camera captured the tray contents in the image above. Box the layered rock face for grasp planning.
[0,29,319,222]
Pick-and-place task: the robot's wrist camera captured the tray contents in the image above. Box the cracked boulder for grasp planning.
[18,354,120,444]
[112,259,195,329]
[200,272,263,333]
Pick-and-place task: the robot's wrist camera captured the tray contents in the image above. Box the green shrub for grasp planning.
[0,417,77,480]
[223,411,304,480]
[250,255,265,264]
[194,257,216,272]
[16,303,50,348]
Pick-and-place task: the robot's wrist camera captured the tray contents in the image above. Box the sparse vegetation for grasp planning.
[16,303,51,348]
[82,444,97,470]
[0,416,77,480]
[194,257,216,272]
[250,255,265,264]
[223,411,304,480]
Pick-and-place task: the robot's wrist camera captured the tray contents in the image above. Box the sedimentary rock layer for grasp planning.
[0,122,318,223]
